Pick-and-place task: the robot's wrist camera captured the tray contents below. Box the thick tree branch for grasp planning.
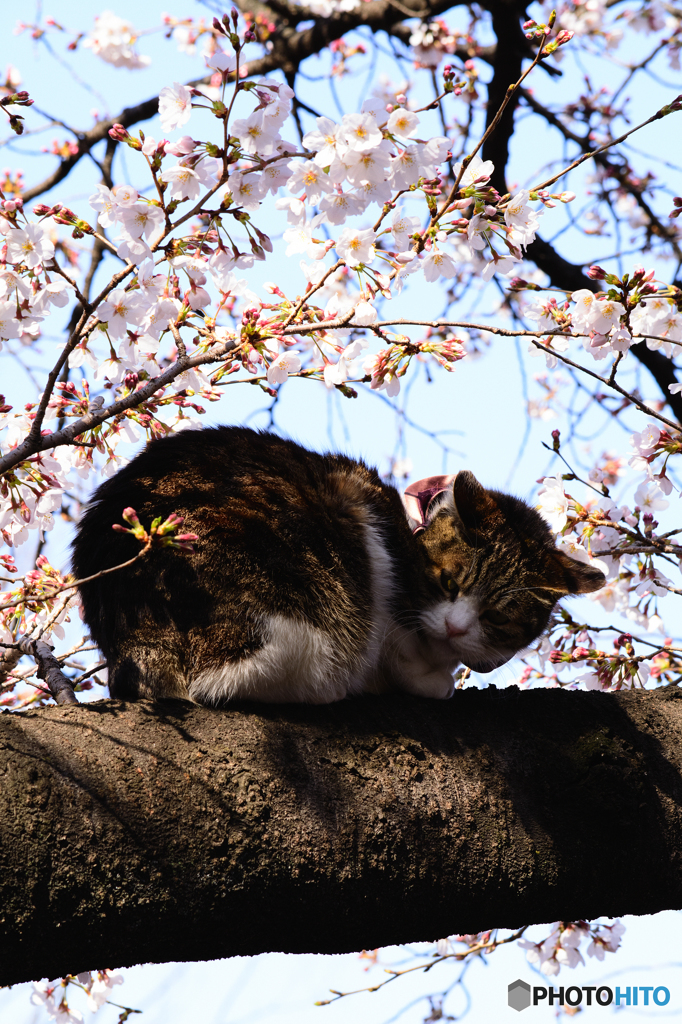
[2,687,682,986]
[481,0,532,196]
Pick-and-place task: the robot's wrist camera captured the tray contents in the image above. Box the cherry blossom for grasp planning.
[6,223,55,269]
[423,249,456,281]
[159,163,203,201]
[158,82,193,133]
[537,476,570,531]
[118,203,165,241]
[0,301,22,343]
[335,227,377,267]
[386,108,420,137]
[340,113,383,151]
[454,154,493,187]
[82,11,150,69]
[266,351,302,385]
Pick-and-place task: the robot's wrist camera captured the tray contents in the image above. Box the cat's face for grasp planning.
[416,471,605,673]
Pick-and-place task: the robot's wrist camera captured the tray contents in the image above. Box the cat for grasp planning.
[72,426,605,705]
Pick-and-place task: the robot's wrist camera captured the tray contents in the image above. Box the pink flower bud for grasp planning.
[165,135,197,156]
[587,264,606,280]
[108,123,130,142]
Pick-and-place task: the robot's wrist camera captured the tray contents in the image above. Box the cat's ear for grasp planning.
[541,549,606,595]
[453,471,503,535]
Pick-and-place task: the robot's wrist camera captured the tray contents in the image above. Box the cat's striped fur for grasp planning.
[72,427,605,704]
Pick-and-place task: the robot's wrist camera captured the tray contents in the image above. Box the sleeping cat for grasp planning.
[72,426,605,704]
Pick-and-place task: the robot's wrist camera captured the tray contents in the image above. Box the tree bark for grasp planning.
[2,686,682,986]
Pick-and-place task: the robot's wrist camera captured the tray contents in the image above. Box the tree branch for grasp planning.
[2,687,682,986]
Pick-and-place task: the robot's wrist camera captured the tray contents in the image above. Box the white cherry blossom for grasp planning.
[589,298,625,334]
[417,137,450,177]
[482,253,520,280]
[267,351,302,384]
[634,482,669,512]
[454,153,493,187]
[158,82,193,133]
[0,301,21,342]
[286,161,334,202]
[142,298,181,338]
[113,184,139,207]
[116,235,153,266]
[6,223,55,269]
[227,172,266,211]
[231,112,279,156]
[82,11,150,69]
[319,191,365,225]
[353,179,392,206]
[335,226,377,267]
[389,147,422,189]
[159,163,202,201]
[387,108,420,137]
[303,117,344,167]
[89,184,119,227]
[538,476,570,531]
[353,299,378,325]
[423,249,457,281]
[206,51,237,74]
[390,210,421,250]
[340,112,383,152]
[119,203,165,240]
[344,147,391,186]
[98,289,148,339]
[571,288,597,329]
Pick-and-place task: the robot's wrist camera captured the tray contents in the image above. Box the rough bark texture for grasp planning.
[2,686,682,986]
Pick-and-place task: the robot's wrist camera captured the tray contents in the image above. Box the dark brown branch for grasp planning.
[2,687,682,985]
[481,0,533,196]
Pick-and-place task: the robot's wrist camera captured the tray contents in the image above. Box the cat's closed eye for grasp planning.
[481,608,511,626]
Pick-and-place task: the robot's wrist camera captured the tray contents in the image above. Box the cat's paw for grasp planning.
[398,667,456,700]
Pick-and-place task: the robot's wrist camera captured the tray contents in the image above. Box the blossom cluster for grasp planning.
[519,920,626,976]
[526,267,682,369]
[531,414,682,690]
[31,970,124,1023]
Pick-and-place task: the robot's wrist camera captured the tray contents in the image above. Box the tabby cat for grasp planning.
[72,427,604,704]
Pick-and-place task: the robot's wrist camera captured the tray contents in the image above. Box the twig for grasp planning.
[0,543,153,614]
[16,636,78,706]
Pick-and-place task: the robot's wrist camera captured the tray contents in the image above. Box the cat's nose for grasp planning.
[446,622,468,638]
